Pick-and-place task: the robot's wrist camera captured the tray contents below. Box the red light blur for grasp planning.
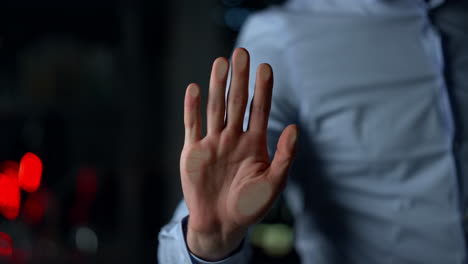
[76,166,97,204]
[22,190,48,226]
[0,161,19,177]
[18,153,43,193]
[0,173,21,220]
[0,232,13,257]
[10,248,31,264]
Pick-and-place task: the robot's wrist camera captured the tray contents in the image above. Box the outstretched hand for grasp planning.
[180,48,297,261]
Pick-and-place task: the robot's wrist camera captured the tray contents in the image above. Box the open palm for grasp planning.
[180,48,297,260]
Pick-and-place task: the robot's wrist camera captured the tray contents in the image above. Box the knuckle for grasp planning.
[185,118,196,129]
[231,94,245,105]
[247,130,264,139]
[208,102,221,113]
[220,130,238,145]
[251,104,266,115]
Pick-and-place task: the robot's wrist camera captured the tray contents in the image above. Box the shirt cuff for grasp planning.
[181,215,245,264]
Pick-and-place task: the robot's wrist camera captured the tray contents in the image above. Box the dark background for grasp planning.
[0,0,299,263]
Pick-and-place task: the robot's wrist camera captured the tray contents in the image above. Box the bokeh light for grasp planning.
[0,172,21,220]
[18,152,43,193]
[76,166,97,204]
[0,232,13,257]
[0,161,19,177]
[224,8,251,31]
[251,223,294,257]
[75,226,98,254]
[22,190,49,226]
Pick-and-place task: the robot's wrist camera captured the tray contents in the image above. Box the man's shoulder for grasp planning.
[238,7,292,49]
[239,6,325,50]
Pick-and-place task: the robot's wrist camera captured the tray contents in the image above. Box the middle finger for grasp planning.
[226,48,250,132]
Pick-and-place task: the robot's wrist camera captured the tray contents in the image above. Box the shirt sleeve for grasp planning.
[158,200,249,264]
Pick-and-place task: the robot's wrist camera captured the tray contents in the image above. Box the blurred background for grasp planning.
[0,0,300,263]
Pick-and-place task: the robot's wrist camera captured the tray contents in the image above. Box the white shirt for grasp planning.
[158,0,468,263]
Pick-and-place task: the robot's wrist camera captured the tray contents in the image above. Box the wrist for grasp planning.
[186,220,246,261]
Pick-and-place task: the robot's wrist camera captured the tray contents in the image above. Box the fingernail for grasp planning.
[189,84,199,98]
[260,64,271,81]
[235,49,248,71]
[216,59,228,80]
[290,127,297,147]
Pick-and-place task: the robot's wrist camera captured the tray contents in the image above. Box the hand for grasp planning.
[180,48,298,261]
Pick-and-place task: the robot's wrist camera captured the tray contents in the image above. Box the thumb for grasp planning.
[267,124,298,188]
